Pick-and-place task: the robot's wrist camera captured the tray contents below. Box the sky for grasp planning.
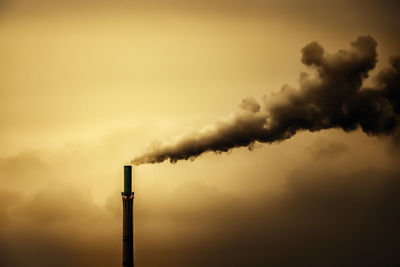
[1,0,400,266]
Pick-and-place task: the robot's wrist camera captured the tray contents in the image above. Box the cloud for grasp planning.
[305,139,349,159]
[133,165,400,267]
[0,150,122,267]
[0,189,120,267]
[1,132,400,266]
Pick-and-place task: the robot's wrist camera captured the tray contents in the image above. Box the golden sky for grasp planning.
[1,1,400,266]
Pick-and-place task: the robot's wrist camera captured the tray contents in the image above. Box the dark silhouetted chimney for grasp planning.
[122,166,134,267]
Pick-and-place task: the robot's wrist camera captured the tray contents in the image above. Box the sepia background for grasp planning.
[1,0,400,266]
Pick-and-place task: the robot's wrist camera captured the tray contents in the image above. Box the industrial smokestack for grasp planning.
[122,166,134,267]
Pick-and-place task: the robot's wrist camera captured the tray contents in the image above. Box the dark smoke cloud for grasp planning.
[132,36,400,165]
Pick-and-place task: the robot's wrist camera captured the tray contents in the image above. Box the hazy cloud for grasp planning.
[132,164,400,267]
[305,140,349,159]
[1,133,400,266]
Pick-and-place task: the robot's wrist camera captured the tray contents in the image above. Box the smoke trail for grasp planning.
[132,36,400,165]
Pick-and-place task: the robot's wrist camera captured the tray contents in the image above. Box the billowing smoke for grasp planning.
[132,36,400,165]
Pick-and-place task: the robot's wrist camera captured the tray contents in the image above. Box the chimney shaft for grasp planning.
[124,166,132,195]
[122,166,134,267]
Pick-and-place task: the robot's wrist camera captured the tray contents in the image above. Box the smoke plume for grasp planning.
[132,36,400,165]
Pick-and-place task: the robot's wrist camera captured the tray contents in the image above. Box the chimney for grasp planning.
[122,165,134,267]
